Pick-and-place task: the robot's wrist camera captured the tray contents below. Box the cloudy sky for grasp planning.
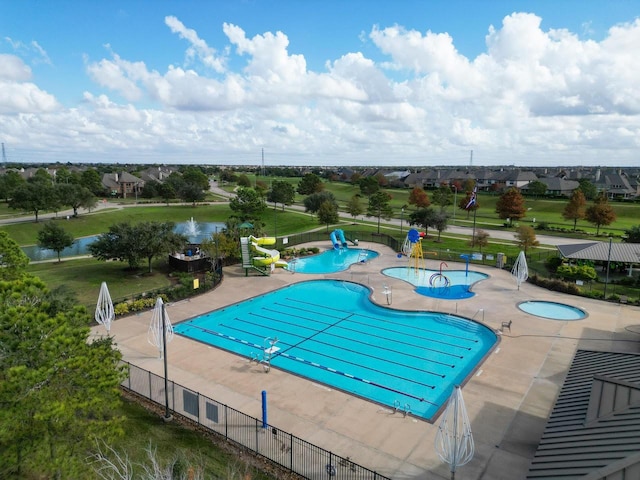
[1,0,639,167]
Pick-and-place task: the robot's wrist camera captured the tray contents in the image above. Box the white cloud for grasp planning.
[3,13,640,165]
[0,54,58,113]
[164,16,226,73]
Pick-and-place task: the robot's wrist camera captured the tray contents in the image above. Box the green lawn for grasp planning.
[26,258,174,307]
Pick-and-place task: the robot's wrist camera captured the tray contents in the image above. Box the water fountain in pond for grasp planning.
[185,217,200,240]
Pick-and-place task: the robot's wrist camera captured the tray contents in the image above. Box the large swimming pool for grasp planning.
[383,267,489,299]
[286,248,379,274]
[174,280,498,421]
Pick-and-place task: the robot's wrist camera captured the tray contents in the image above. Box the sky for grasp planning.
[1,0,639,168]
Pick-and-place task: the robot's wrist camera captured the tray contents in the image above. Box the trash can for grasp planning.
[496,253,505,268]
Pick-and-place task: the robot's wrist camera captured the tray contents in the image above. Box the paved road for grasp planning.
[1,181,591,249]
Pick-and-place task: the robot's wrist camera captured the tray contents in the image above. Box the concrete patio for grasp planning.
[96,240,640,479]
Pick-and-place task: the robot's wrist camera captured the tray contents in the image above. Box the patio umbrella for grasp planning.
[94,281,114,334]
[511,250,529,290]
[435,385,474,480]
[147,297,174,359]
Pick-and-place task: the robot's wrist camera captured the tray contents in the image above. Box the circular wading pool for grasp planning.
[517,300,587,321]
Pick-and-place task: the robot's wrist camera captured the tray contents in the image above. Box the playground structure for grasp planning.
[240,235,288,276]
[403,229,426,273]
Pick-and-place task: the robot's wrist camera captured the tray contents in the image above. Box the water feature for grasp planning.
[382,267,489,300]
[22,220,227,261]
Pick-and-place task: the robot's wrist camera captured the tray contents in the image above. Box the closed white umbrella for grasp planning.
[94,281,114,334]
[511,250,529,290]
[435,385,474,480]
[147,297,174,359]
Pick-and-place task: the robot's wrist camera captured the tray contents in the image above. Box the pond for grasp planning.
[22,221,227,261]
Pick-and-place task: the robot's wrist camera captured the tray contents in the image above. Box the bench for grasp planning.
[501,320,512,332]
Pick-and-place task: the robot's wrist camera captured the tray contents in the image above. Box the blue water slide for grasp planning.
[336,229,348,248]
[330,230,340,249]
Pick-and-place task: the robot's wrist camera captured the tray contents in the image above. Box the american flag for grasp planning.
[465,186,477,210]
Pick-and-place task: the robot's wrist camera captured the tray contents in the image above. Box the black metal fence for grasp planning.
[276,230,400,253]
[122,362,391,480]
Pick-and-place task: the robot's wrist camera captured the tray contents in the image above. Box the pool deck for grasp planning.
[96,241,640,480]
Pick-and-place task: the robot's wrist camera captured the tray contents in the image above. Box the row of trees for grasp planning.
[0,231,126,478]
[1,166,214,221]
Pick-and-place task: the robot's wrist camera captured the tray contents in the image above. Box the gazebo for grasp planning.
[556,242,640,277]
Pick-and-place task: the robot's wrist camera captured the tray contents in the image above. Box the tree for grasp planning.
[80,168,105,196]
[0,276,125,478]
[527,180,548,198]
[157,182,176,205]
[346,194,364,223]
[495,187,526,226]
[88,222,141,269]
[366,191,393,233]
[255,180,269,199]
[432,212,449,242]
[9,182,56,222]
[133,221,187,273]
[56,183,97,217]
[0,231,29,280]
[229,187,266,221]
[179,183,206,206]
[267,180,295,211]
[317,200,339,232]
[37,221,74,262]
[0,170,26,201]
[562,189,587,231]
[303,191,337,214]
[237,174,252,188]
[409,207,437,237]
[181,167,210,191]
[408,187,430,209]
[297,173,324,195]
[577,178,598,200]
[585,193,617,235]
[358,176,379,199]
[623,225,640,243]
[515,225,539,254]
[471,229,490,252]
[431,185,453,212]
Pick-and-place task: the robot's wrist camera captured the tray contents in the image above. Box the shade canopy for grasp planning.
[94,281,114,333]
[511,250,529,290]
[147,297,174,358]
[435,385,474,479]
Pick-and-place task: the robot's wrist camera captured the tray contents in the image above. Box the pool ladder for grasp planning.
[393,400,411,417]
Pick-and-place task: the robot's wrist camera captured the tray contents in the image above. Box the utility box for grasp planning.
[496,252,506,268]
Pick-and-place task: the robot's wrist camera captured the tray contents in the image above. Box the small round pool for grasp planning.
[517,301,587,321]
[286,248,378,274]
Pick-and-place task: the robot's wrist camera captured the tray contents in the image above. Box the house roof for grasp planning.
[527,349,640,479]
[557,242,640,264]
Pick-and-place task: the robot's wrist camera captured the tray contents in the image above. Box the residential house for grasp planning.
[101,172,144,199]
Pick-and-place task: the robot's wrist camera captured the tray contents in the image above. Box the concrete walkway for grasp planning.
[95,241,640,480]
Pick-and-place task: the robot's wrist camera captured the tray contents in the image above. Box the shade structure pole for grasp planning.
[162,303,171,421]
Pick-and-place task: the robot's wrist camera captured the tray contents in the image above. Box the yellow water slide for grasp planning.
[248,236,287,268]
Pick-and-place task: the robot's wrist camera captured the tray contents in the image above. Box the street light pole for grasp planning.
[452,185,457,224]
[400,207,405,236]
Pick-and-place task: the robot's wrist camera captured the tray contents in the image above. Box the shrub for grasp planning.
[545,256,563,272]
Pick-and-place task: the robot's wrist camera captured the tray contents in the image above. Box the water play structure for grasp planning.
[240,235,288,275]
[330,229,349,249]
[403,229,426,272]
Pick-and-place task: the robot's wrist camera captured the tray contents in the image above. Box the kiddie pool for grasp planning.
[517,300,587,321]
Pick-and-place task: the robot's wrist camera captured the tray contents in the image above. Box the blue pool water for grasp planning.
[286,248,379,274]
[174,280,498,421]
[518,301,587,320]
[382,267,489,300]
